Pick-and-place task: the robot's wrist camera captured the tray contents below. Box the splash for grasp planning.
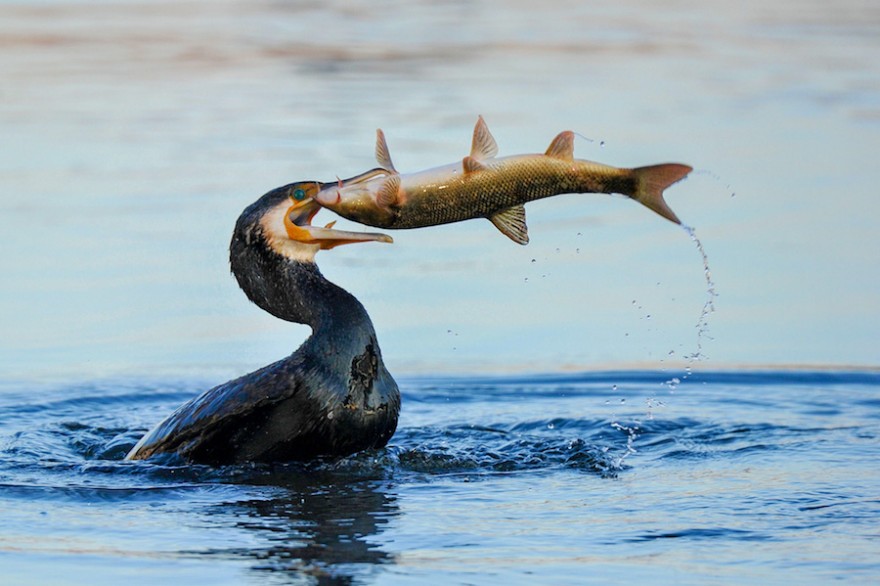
[694,169,736,198]
[681,224,717,369]
[657,224,717,391]
[620,225,717,457]
[610,420,639,467]
[573,131,605,148]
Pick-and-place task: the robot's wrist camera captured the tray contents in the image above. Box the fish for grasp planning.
[310,117,692,244]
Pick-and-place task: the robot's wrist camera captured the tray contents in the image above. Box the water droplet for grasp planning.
[611,384,618,391]
[619,398,626,404]
[531,258,536,263]
[547,422,555,430]
[599,141,605,147]
[575,248,580,254]
[327,411,334,420]
[524,277,529,282]
[680,225,718,373]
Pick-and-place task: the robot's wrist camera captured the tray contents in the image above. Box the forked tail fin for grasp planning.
[631,163,693,224]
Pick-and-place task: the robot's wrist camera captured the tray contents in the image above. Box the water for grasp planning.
[1,370,878,584]
[3,0,879,374]
[3,0,880,583]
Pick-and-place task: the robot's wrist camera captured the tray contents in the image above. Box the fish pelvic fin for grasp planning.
[470,115,499,160]
[376,173,402,208]
[488,205,529,245]
[631,163,693,224]
[462,155,488,174]
[375,129,397,173]
[545,131,575,161]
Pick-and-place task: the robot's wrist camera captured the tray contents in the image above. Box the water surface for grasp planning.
[2,0,879,374]
[1,370,877,584]
[2,1,879,584]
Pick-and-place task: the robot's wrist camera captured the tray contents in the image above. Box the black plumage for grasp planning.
[126,185,399,465]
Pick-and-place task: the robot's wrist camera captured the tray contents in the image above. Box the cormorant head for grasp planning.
[233,181,392,265]
[229,182,392,324]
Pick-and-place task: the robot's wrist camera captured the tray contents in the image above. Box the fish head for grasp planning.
[313,168,398,228]
[283,184,392,250]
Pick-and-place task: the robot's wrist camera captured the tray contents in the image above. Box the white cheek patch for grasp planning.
[259,200,319,263]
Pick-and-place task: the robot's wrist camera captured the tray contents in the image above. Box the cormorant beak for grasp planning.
[284,198,393,250]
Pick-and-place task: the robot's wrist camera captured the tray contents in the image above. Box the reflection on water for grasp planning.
[208,474,397,583]
[0,371,879,584]
[2,0,880,583]
[0,372,880,585]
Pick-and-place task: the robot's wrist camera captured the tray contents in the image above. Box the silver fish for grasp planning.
[311,117,692,244]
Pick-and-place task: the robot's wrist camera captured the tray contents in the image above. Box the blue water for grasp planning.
[1,370,877,584]
[2,0,879,583]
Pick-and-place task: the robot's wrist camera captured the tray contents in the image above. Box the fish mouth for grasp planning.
[284,197,392,250]
[313,168,391,207]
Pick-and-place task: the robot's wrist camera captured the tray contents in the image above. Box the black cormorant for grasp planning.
[126,183,399,464]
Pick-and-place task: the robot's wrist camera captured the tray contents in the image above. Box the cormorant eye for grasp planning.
[292,188,307,201]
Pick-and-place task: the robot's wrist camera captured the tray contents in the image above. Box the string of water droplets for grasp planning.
[609,226,718,467]
[610,420,638,467]
[605,388,640,468]
[565,134,718,467]
[573,131,605,148]
[677,225,717,379]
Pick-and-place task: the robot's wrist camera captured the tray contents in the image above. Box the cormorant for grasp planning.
[126,183,399,464]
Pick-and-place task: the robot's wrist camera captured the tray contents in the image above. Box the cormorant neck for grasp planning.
[230,230,376,345]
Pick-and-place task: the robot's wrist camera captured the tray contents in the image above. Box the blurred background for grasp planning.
[2,0,878,380]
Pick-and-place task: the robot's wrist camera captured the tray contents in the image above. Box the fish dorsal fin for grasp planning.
[376,173,401,208]
[470,115,499,160]
[545,131,575,161]
[462,155,488,174]
[375,129,397,173]
[488,205,529,245]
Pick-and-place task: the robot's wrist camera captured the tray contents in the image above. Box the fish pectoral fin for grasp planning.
[488,205,529,245]
[545,131,575,161]
[376,174,402,208]
[375,129,397,173]
[470,115,499,160]
[462,155,488,174]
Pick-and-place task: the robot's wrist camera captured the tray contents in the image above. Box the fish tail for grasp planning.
[631,163,692,224]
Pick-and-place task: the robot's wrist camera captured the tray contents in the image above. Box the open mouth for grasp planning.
[284,194,392,250]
